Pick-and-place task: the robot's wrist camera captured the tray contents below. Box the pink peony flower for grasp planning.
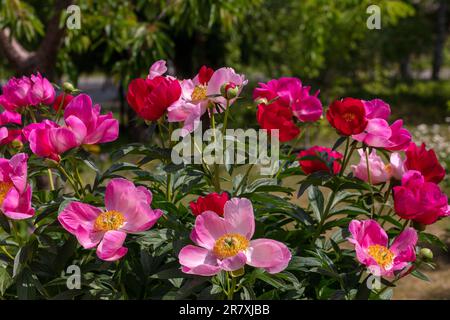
[0,110,22,146]
[178,197,291,276]
[352,99,411,151]
[168,66,247,133]
[23,120,78,162]
[393,170,449,225]
[0,76,33,110]
[351,149,405,184]
[58,178,163,261]
[63,94,119,145]
[348,219,417,277]
[253,77,322,122]
[28,73,56,106]
[0,153,34,219]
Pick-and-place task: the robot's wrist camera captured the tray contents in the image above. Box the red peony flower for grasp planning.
[405,142,445,184]
[127,76,181,121]
[326,98,368,136]
[298,146,343,175]
[189,192,230,216]
[256,101,300,142]
[53,94,74,111]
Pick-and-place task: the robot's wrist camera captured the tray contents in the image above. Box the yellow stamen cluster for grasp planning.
[213,233,249,260]
[0,181,13,205]
[367,244,394,269]
[94,210,125,231]
[343,112,356,122]
[191,85,207,102]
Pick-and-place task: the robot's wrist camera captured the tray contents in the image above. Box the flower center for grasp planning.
[94,210,125,231]
[342,112,356,122]
[367,244,394,269]
[191,85,207,102]
[384,164,393,175]
[213,233,249,260]
[0,181,13,205]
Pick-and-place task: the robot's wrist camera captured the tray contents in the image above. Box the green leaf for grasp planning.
[0,267,13,295]
[308,186,324,221]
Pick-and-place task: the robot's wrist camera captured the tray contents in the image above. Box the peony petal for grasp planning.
[191,211,227,250]
[246,239,291,273]
[223,198,255,239]
[218,252,247,271]
[178,245,220,276]
[96,230,128,261]
[58,202,101,234]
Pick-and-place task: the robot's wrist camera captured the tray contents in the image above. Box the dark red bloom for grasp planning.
[53,94,74,112]
[405,142,445,184]
[190,192,230,216]
[298,146,343,175]
[256,102,300,142]
[198,65,214,85]
[127,76,181,121]
[326,98,367,136]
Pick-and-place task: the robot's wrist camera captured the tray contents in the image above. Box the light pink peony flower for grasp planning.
[0,153,34,219]
[0,110,22,146]
[253,77,322,122]
[28,73,56,106]
[168,66,247,134]
[348,219,417,277]
[393,170,449,225]
[148,60,168,80]
[352,99,411,151]
[64,94,119,145]
[178,197,291,276]
[23,120,78,162]
[351,149,405,184]
[58,178,163,261]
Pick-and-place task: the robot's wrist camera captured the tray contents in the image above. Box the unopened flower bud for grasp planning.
[62,82,76,93]
[419,248,433,260]
[11,139,23,150]
[220,82,239,100]
[254,97,268,105]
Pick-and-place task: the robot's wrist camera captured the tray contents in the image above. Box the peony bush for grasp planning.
[0,61,448,300]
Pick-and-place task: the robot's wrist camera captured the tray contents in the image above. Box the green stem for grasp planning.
[47,169,55,191]
[364,148,376,217]
[0,246,14,260]
[157,121,166,149]
[339,137,350,176]
[57,164,82,198]
[221,100,231,136]
[227,272,236,300]
[274,128,306,179]
[312,189,337,242]
[234,164,254,196]
[166,173,172,202]
[210,110,221,192]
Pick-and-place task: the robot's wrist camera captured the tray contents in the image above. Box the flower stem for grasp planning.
[365,148,376,217]
[274,127,306,179]
[210,110,221,192]
[226,272,236,300]
[57,164,82,198]
[47,169,55,191]
[0,246,14,260]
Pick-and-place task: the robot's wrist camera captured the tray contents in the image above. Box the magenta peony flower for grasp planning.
[0,110,22,146]
[0,153,34,220]
[393,170,449,225]
[64,94,119,145]
[352,99,411,151]
[253,77,322,122]
[58,178,163,261]
[351,149,405,184]
[348,219,417,277]
[168,65,247,134]
[178,197,291,276]
[28,73,56,106]
[23,120,78,162]
[0,76,33,110]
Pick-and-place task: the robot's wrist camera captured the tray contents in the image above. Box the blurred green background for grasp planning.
[1,0,449,299]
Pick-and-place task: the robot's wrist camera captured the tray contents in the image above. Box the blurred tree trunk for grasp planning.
[432,0,448,80]
[0,0,72,80]
[400,55,412,80]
